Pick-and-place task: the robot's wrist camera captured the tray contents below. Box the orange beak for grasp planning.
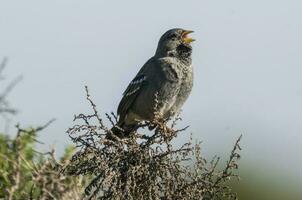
[182,30,195,43]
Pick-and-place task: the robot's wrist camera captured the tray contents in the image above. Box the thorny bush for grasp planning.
[63,86,242,200]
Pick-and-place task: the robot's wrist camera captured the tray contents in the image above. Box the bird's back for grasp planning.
[127,57,183,121]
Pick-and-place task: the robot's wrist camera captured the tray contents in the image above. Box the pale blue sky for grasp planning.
[1,0,302,187]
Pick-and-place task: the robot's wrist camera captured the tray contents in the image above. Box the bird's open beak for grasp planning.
[182,30,195,44]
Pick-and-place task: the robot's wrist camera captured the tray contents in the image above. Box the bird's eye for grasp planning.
[168,33,177,39]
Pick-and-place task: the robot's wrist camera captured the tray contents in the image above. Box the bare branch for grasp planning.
[0,57,22,116]
[63,86,242,200]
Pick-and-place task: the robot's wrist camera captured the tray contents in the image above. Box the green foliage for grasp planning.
[0,126,86,200]
[0,128,35,198]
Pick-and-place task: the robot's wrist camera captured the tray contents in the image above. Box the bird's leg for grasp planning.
[147,122,157,130]
[150,117,174,140]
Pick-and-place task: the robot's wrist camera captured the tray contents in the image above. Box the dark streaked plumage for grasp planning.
[113,28,194,137]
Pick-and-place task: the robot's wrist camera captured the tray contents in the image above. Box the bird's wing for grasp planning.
[117,60,151,120]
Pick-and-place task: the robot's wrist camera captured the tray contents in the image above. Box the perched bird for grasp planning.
[112,28,195,137]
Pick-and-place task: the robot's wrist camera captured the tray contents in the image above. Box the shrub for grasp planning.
[0,123,87,200]
[63,87,242,200]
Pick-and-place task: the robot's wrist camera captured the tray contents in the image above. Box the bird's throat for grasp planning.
[176,44,192,64]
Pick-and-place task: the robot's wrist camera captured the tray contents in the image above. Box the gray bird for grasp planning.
[112,28,194,137]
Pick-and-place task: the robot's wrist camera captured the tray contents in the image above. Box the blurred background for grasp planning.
[1,0,302,199]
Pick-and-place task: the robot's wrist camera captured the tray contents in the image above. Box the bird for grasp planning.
[111,28,195,138]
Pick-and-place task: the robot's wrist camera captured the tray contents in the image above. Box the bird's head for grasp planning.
[155,28,195,59]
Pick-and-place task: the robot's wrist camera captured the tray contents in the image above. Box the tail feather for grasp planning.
[110,125,125,138]
[107,122,137,140]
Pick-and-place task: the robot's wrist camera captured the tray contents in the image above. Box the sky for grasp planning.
[1,0,302,188]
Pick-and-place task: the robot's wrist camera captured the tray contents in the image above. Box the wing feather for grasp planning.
[117,74,147,119]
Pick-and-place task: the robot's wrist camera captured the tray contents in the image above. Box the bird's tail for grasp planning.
[106,122,137,140]
[109,125,124,138]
